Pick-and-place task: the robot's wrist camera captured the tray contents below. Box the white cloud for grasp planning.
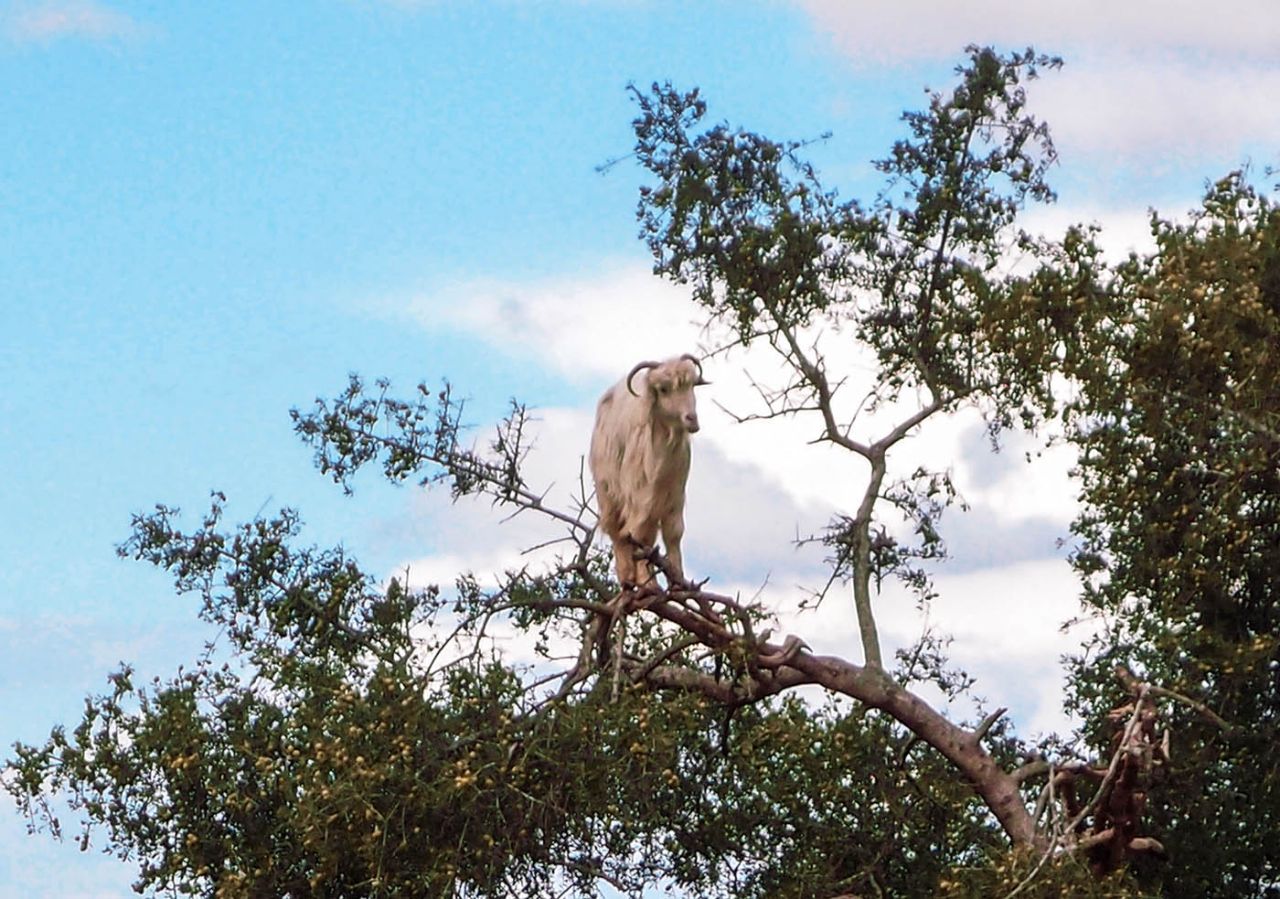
[796,2,1280,172]
[1032,55,1280,164]
[952,417,1079,530]
[1020,203,1158,261]
[796,0,1280,64]
[924,558,1095,737]
[709,553,1092,739]
[408,266,706,387]
[385,410,599,598]
[5,1,141,43]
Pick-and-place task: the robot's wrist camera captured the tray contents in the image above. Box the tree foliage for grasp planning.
[1057,173,1280,896]
[7,46,1274,897]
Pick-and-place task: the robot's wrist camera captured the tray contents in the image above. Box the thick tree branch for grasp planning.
[584,572,1043,850]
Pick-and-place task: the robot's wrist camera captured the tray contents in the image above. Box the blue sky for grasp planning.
[2,1,1277,894]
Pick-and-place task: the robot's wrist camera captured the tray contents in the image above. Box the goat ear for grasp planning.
[695,377,711,387]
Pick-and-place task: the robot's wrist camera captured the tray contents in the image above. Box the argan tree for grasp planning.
[1055,172,1280,897]
[8,47,1266,898]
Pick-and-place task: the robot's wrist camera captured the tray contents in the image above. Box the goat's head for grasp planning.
[627,354,710,434]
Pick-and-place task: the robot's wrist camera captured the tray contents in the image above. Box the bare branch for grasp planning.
[772,318,872,458]
[628,634,703,684]
[1012,759,1051,785]
[1116,665,1231,732]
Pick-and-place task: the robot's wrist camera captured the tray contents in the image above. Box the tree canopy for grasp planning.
[1060,173,1280,895]
[7,47,1278,898]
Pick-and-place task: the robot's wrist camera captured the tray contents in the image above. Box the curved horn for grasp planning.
[626,360,661,396]
[680,353,710,386]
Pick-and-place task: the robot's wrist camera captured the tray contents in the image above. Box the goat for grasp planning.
[589,354,709,590]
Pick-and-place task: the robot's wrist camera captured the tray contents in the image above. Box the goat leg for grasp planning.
[595,590,635,667]
[623,535,663,590]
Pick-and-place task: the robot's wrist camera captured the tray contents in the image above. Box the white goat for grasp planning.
[589,354,709,589]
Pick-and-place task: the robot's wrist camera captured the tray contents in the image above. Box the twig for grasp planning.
[611,614,627,702]
[1112,664,1226,741]
[629,635,703,685]
[972,707,1008,744]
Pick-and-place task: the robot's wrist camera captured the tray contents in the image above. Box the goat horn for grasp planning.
[680,353,710,386]
[626,360,661,396]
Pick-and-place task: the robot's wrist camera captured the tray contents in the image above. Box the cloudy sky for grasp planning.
[2,1,1276,894]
